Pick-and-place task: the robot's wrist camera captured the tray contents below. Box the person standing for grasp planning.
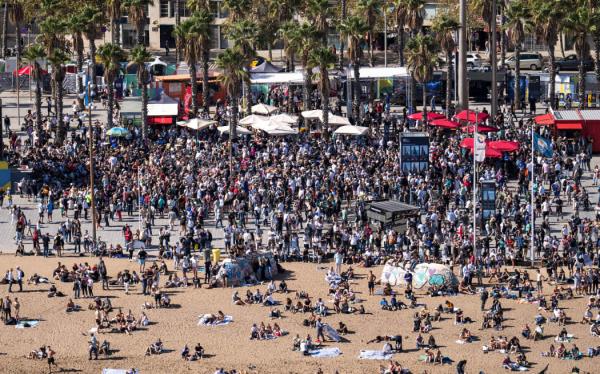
[480,288,489,311]
[3,114,10,135]
[14,297,20,321]
[367,271,376,296]
[315,317,326,342]
[73,277,81,299]
[7,268,14,292]
[203,248,212,283]
[47,345,57,373]
[334,250,343,274]
[88,333,98,360]
[536,269,545,293]
[15,266,24,292]
[2,295,12,321]
[42,233,50,257]
[98,257,109,291]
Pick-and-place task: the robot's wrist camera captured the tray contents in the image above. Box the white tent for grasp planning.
[249,72,304,84]
[251,103,279,115]
[148,94,178,116]
[301,109,323,119]
[325,113,351,126]
[270,113,298,124]
[261,122,298,136]
[347,66,410,79]
[217,125,252,135]
[239,114,269,125]
[177,118,216,130]
[334,125,369,136]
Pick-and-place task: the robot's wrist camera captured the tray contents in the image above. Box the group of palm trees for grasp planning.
[0,0,599,146]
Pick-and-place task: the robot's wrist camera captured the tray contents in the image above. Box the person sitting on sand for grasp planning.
[434,349,443,364]
[424,348,435,363]
[416,334,425,349]
[181,345,191,360]
[193,343,204,360]
[337,322,349,335]
[232,291,245,306]
[557,343,566,359]
[99,340,111,357]
[273,323,283,337]
[279,280,288,293]
[582,307,593,324]
[292,334,301,351]
[66,298,80,313]
[145,339,163,355]
[459,328,472,343]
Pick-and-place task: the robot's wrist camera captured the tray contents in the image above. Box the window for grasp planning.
[210,0,228,19]
[160,0,170,17]
[210,25,219,49]
[219,26,229,49]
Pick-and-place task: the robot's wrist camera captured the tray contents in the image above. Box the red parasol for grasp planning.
[534,113,555,126]
[455,110,490,123]
[15,65,48,76]
[407,112,446,121]
[489,140,519,152]
[461,124,499,133]
[468,147,503,158]
[429,118,460,129]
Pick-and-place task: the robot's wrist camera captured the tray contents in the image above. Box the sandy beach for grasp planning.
[0,256,597,374]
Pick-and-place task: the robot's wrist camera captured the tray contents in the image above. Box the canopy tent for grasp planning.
[251,103,278,115]
[250,61,283,73]
[148,56,167,68]
[407,112,446,121]
[300,109,323,119]
[346,66,410,79]
[239,114,269,125]
[460,138,519,153]
[455,110,490,123]
[260,122,298,136]
[270,113,298,124]
[534,113,555,126]
[334,125,369,136]
[16,65,47,76]
[177,118,217,130]
[429,118,460,129]
[327,113,352,126]
[249,72,304,84]
[148,94,178,117]
[218,125,252,135]
[461,124,499,133]
[381,261,458,289]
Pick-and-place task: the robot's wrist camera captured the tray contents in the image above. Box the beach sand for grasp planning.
[0,256,597,374]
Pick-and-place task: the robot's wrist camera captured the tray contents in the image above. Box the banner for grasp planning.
[533,133,553,158]
[474,133,486,162]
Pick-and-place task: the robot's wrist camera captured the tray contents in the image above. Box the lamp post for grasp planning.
[490,0,498,118]
[458,0,468,111]
[87,79,97,251]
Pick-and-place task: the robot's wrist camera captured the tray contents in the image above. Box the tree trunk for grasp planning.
[422,84,428,126]
[578,57,586,108]
[229,94,238,173]
[559,33,565,58]
[88,37,97,94]
[55,70,66,145]
[107,78,114,128]
[322,77,330,131]
[287,84,293,113]
[302,65,311,111]
[1,2,7,58]
[548,44,556,109]
[353,61,360,120]
[34,69,43,134]
[76,34,84,109]
[245,79,252,116]
[202,46,210,112]
[368,31,374,67]
[514,46,521,110]
[189,62,198,117]
[446,50,453,118]
[500,7,506,67]
[141,79,148,139]
[398,26,405,67]
[286,49,291,72]
[175,0,181,63]
[339,0,347,69]
[268,44,273,62]
[594,36,600,83]
[410,72,416,111]
[111,17,118,45]
[137,20,145,46]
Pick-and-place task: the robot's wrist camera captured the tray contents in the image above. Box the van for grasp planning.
[501,53,544,70]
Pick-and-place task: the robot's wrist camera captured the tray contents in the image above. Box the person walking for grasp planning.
[315,317,326,342]
[88,333,98,360]
[47,345,57,373]
[98,257,109,291]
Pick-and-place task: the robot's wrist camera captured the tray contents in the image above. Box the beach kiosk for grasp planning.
[366,200,420,232]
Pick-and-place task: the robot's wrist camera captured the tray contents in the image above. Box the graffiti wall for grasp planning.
[380,262,458,289]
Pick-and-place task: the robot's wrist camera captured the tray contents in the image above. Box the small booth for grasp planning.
[366,200,420,232]
[119,94,180,126]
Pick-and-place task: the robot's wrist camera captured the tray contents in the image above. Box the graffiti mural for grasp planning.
[381,261,458,289]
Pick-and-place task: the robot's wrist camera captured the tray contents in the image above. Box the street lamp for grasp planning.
[86,80,98,252]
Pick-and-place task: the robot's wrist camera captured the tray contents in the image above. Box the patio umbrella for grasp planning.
[468,147,503,159]
[260,122,298,136]
[106,127,129,137]
[251,103,278,115]
[429,118,460,129]
[407,112,446,121]
[324,113,351,126]
[177,118,216,130]
[239,114,269,125]
[16,65,48,76]
[461,124,499,133]
[217,125,252,135]
[489,140,519,152]
[534,113,555,126]
[301,109,323,119]
[270,113,299,124]
[333,125,369,136]
[455,110,490,123]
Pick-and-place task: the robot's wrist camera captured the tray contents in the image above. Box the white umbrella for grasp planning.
[239,114,270,125]
[177,118,216,130]
[271,113,299,124]
[301,109,323,119]
[217,125,252,135]
[334,125,369,136]
[261,122,298,136]
[325,113,352,126]
[251,103,278,115]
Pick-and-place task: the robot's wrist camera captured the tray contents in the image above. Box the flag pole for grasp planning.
[531,122,535,267]
[473,110,478,259]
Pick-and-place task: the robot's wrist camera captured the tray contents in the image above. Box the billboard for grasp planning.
[399,132,429,174]
[481,180,496,220]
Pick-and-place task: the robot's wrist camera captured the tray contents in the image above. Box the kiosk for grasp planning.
[366,200,420,232]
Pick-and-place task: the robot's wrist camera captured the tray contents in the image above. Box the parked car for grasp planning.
[439,52,483,69]
[500,53,544,70]
[546,54,595,72]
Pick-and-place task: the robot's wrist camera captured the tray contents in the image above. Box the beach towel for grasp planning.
[15,320,40,329]
[418,355,453,364]
[359,350,394,360]
[323,324,341,342]
[455,340,466,344]
[308,347,342,358]
[197,315,233,326]
[554,334,574,343]
[102,369,139,374]
[504,363,529,371]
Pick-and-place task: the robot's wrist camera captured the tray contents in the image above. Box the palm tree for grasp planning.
[338,0,348,68]
[405,34,439,125]
[38,14,67,126]
[129,45,151,140]
[48,49,69,145]
[339,15,368,120]
[564,3,596,108]
[8,0,24,71]
[81,4,105,92]
[531,0,563,109]
[308,46,336,131]
[191,9,214,112]
[22,44,46,133]
[107,0,122,46]
[216,47,249,169]
[67,10,86,109]
[97,43,127,129]
[279,20,301,72]
[226,19,258,115]
[305,0,331,44]
[357,0,382,67]
[123,0,154,46]
[222,0,251,22]
[504,0,531,110]
[295,23,318,112]
[432,13,459,118]
[2,1,8,58]
[173,17,201,116]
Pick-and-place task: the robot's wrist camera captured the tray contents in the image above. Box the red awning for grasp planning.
[429,118,460,129]
[461,124,499,133]
[148,116,173,125]
[534,113,555,126]
[407,112,446,121]
[455,110,490,123]
[555,122,582,130]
